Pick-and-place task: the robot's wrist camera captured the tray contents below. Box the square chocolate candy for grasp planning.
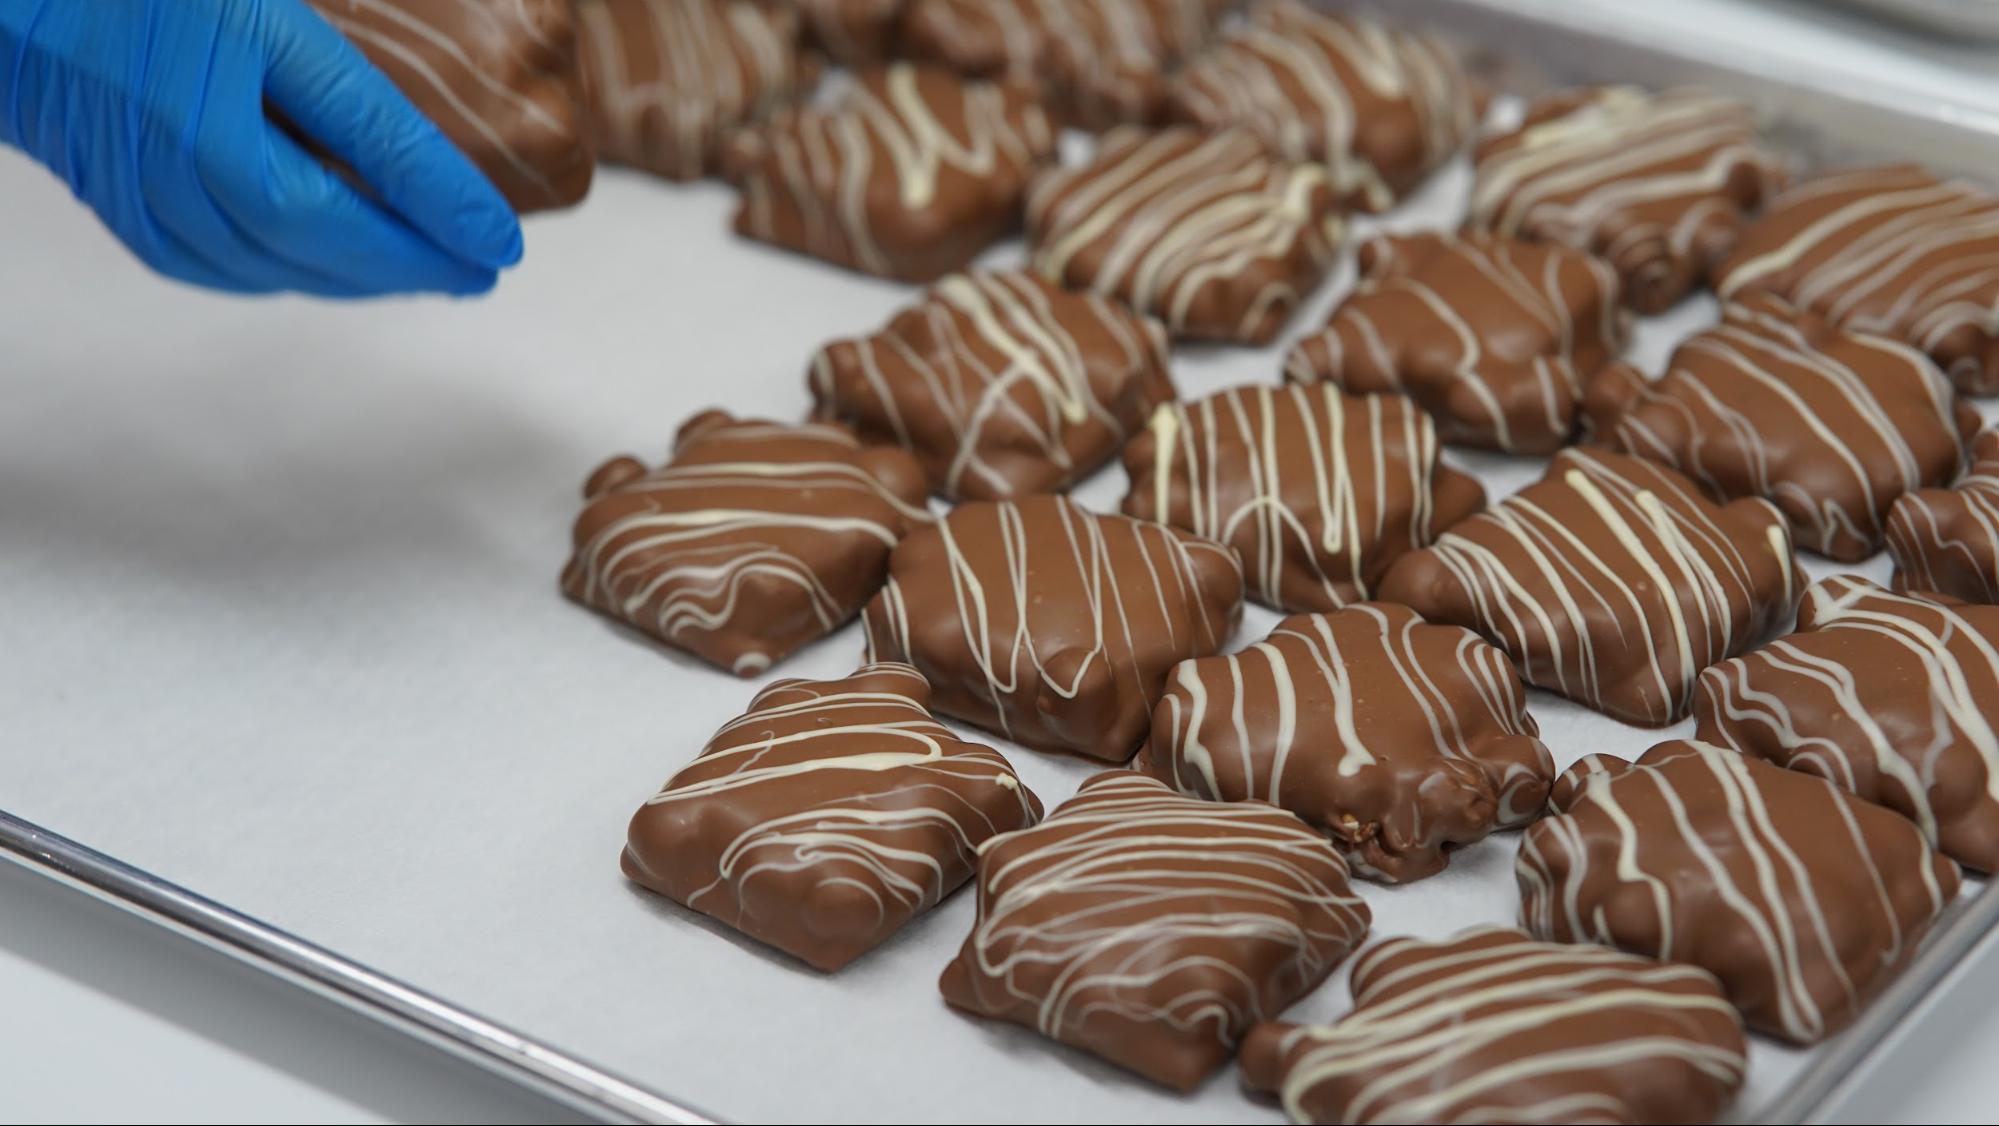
[728,63,1056,282]
[561,412,931,676]
[940,770,1370,1090]
[624,661,1042,971]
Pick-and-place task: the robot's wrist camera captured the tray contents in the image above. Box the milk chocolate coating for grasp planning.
[1718,164,1999,395]
[727,63,1055,282]
[1027,127,1344,345]
[1239,927,1748,1126]
[1120,384,1485,612]
[577,0,816,182]
[623,661,1041,972]
[900,0,1228,130]
[1378,448,1800,726]
[862,494,1243,760]
[1521,741,1960,1043]
[1889,425,1999,602]
[1698,575,1999,872]
[780,0,904,65]
[309,0,594,211]
[1587,293,1979,561]
[939,770,1370,1091]
[1470,86,1782,314]
[1165,0,1478,213]
[1142,603,1553,883]
[812,270,1176,501]
[1284,231,1627,454]
[561,412,930,676]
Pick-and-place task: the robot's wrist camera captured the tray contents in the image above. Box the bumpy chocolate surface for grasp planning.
[1141,603,1553,883]
[900,0,1226,129]
[1027,127,1344,345]
[939,770,1370,1091]
[1470,86,1782,314]
[728,63,1056,282]
[863,494,1243,760]
[562,411,930,676]
[1120,384,1484,612]
[1239,927,1748,1126]
[577,0,814,182]
[623,662,1042,972]
[309,0,594,211]
[1718,164,1999,395]
[1520,741,1960,1043]
[1698,575,1999,872]
[811,270,1175,501]
[1165,0,1478,212]
[1379,448,1799,726]
[1284,231,1626,454]
[1588,294,1977,562]
[1890,425,1999,602]
[781,0,903,64]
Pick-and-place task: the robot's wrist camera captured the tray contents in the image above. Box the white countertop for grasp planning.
[5,0,1999,1122]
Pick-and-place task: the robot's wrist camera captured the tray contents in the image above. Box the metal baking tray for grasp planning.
[4,1,1997,1122]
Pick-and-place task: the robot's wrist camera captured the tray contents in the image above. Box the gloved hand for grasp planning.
[0,0,523,297]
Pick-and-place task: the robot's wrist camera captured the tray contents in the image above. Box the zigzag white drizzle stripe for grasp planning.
[941,770,1369,1088]
[1470,86,1779,311]
[1596,295,1968,561]
[577,0,806,180]
[1718,164,1999,393]
[625,662,1041,970]
[1124,385,1471,611]
[1243,927,1746,1125]
[1147,604,1551,882]
[1381,448,1797,725]
[1518,741,1959,1043]
[812,270,1173,500]
[1027,127,1343,344]
[1889,425,1999,603]
[1165,0,1476,212]
[1698,574,1999,870]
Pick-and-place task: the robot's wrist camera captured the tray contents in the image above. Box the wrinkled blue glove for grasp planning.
[0,0,523,297]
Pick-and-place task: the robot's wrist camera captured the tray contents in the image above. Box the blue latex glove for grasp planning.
[0,0,523,297]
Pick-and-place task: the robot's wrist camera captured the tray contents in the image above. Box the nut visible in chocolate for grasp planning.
[1889,425,1999,603]
[1165,0,1479,212]
[900,0,1227,129]
[1120,384,1484,612]
[578,0,817,182]
[1239,927,1748,1126]
[309,0,594,211]
[561,411,930,677]
[811,270,1175,501]
[1699,575,1999,872]
[1379,448,1800,726]
[1718,164,1999,395]
[1519,741,1960,1043]
[623,661,1042,972]
[1141,603,1553,883]
[1470,86,1782,313]
[939,770,1370,1091]
[1027,127,1343,345]
[1587,293,1979,561]
[1284,231,1627,454]
[863,494,1243,760]
[727,63,1056,282]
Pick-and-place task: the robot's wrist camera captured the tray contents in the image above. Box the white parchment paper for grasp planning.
[3,129,1987,1123]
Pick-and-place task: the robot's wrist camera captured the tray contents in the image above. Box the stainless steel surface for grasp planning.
[1827,0,1999,38]
[0,811,713,1126]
